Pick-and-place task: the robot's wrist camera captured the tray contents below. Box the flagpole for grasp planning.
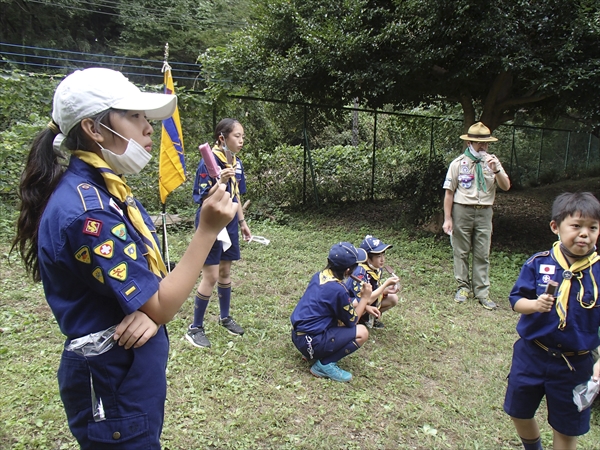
[161,42,171,272]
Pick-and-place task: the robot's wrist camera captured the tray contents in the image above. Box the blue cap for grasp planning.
[359,235,392,254]
[328,242,368,269]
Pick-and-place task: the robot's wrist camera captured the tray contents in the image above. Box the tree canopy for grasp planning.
[201,0,600,131]
[1,0,250,63]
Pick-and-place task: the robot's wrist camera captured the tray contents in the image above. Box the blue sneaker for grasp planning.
[309,360,352,382]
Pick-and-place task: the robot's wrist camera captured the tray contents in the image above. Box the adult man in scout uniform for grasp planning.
[442,122,511,309]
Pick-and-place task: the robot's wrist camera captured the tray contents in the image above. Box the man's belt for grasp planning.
[457,203,491,209]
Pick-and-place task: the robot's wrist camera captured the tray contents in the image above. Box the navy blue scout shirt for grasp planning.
[38,157,161,340]
[290,270,359,334]
[192,147,247,231]
[509,250,600,352]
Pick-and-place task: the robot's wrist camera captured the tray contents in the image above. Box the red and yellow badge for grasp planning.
[74,246,91,264]
[108,262,128,281]
[83,218,102,236]
[92,267,105,284]
[93,239,114,259]
[123,243,137,260]
[111,223,127,241]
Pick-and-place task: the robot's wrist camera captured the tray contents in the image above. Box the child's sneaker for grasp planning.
[310,360,352,382]
[372,318,385,329]
[185,325,211,348]
[220,316,244,335]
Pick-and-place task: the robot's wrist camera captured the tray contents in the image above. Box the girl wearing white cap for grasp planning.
[12,68,237,448]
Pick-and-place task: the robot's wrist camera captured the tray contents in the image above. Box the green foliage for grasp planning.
[2,203,600,449]
[0,113,47,200]
[391,151,447,225]
[0,0,252,64]
[202,0,600,130]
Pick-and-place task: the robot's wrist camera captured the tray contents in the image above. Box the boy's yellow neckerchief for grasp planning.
[212,146,240,201]
[551,240,599,330]
[73,150,167,278]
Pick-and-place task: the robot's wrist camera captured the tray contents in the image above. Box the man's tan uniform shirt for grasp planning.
[442,153,503,205]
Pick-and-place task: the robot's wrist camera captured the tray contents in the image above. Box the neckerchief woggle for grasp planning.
[73,150,167,278]
[551,240,599,330]
[212,146,240,201]
[463,148,487,192]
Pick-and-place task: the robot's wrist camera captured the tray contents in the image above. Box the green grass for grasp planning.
[1,209,599,449]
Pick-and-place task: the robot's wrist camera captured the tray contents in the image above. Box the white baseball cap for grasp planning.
[52,68,177,136]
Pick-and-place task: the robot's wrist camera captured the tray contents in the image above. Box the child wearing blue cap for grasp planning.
[504,192,600,450]
[346,235,400,328]
[290,242,375,382]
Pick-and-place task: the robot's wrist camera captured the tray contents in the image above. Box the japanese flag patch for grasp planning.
[539,264,555,275]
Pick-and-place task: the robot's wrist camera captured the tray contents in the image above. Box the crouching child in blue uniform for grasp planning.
[291,242,375,382]
[504,192,600,450]
[347,235,400,328]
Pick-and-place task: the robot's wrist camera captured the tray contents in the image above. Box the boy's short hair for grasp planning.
[551,192,600,224]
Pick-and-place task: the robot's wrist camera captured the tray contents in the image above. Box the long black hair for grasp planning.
[12,110,113,281]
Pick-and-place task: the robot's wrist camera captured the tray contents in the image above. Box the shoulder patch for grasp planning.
[119,280,141,303]
[526,250,550,265]
[76,183,104,211]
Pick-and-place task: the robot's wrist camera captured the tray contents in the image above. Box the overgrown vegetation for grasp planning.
[2,194,600,449]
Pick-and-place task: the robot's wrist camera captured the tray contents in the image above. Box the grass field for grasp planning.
[1,201,599,449]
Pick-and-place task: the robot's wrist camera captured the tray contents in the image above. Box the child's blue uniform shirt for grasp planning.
[38,157,161,340]
[346,263,381,298]
[509,249,600,352]
[38,156,168,448]
[192,150,247,263]
[291,270,359,334]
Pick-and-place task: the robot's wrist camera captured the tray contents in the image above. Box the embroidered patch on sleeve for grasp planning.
[539,264,556,275]
[92,267,105,284]
[119,280,141,303]
[108,262,128,281]
[123,243,137,260]
[93,240,114,259]
[111,223,127,241]
[83,218,102,236]
[74,246,92,264]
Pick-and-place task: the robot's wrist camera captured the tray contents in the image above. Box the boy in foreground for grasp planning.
[504,192,600,450]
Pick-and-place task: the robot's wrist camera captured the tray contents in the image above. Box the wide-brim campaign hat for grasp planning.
[359,235,392,254]
[328,242,368,269]
[52,68,177,136]
[459,122,498,142]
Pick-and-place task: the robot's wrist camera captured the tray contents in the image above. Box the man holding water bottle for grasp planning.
[442,122,511,310]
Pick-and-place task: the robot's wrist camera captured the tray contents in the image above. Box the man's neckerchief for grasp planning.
[212,146,240,201]
[74,150,167,277]
[551,240,600,330]
[463,148,487,192]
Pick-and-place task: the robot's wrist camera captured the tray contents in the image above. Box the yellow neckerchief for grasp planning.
[74,150,167,278]
[212,146,240,201]
[551,240,599,330]
[320,269,342,285]
[359,262,383,306]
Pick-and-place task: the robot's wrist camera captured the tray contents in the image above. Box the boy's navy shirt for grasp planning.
[509,249,600,352]
[291,270,359,335]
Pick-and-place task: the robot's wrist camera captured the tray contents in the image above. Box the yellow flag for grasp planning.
[159,66,186,204]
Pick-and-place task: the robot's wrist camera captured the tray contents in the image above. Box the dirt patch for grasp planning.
[493,177,600,253]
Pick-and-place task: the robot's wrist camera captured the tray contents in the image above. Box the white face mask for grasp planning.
[97,123,151,175]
